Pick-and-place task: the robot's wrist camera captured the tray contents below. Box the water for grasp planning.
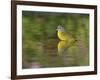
[22,39,89,69]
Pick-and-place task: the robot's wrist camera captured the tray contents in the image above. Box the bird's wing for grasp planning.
[61,32,70,38]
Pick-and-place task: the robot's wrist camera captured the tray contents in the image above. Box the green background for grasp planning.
[22,11,89,69]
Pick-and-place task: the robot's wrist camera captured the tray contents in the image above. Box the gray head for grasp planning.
[56,25,65,32]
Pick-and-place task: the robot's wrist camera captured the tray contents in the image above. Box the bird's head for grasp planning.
[56,25,65,32]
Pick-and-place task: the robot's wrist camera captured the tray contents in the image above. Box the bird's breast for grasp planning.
[57,31,68,41]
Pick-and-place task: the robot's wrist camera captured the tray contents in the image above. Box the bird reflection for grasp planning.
[57,40,76,55]
[58,41,69,55]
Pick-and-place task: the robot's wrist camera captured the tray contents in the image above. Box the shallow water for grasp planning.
[22,39,89,69]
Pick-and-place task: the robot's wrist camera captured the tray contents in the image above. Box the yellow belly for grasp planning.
[58,31,68,40]
[57,31,75,42]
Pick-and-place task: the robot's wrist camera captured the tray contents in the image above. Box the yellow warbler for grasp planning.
[56,25,76,42]
[57,25,77,54]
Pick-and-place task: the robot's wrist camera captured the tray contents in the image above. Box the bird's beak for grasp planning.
[56,28,59,31]
[56,29,58,31]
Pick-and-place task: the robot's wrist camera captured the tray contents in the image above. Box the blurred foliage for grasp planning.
[22,11,89,68]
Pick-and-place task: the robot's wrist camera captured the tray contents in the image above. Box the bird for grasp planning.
[56,25,76,42]
[57,25,77,52]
